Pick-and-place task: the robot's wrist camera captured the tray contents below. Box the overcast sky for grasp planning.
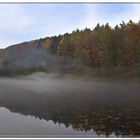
[0,4,140,48]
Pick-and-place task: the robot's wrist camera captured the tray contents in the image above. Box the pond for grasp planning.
[0,73,140,137]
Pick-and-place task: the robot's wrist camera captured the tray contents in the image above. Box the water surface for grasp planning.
[0,73,140,137]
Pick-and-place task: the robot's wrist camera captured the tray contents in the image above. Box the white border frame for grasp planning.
[0,1,139,139]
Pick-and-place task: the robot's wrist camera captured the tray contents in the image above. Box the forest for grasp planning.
[0,20,140,78]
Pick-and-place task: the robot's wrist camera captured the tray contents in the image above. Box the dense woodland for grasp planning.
[0,20,140,78]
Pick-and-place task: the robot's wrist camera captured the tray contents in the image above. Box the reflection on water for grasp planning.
[0,73,140,137]
[0,107,96,136]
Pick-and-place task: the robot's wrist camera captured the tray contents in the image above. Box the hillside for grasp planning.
[0,20,140,78]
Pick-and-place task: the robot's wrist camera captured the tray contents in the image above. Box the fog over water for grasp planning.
[0,73,104,94]
[0,72,140,137]
[0,72,139,94]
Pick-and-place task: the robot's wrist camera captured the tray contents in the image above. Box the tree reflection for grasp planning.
[0,90,140,137]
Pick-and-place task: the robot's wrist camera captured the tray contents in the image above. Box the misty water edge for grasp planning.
[0,72,140,137]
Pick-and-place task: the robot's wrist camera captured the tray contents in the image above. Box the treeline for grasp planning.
[1,20,140,78]
[38,20,140,78]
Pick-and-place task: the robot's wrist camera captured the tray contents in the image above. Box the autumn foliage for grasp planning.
[1,20,140,78]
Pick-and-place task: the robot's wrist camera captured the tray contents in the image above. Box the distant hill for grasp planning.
[0,20,140,78]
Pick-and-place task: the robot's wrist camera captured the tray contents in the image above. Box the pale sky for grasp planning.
[0,4,140,48]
